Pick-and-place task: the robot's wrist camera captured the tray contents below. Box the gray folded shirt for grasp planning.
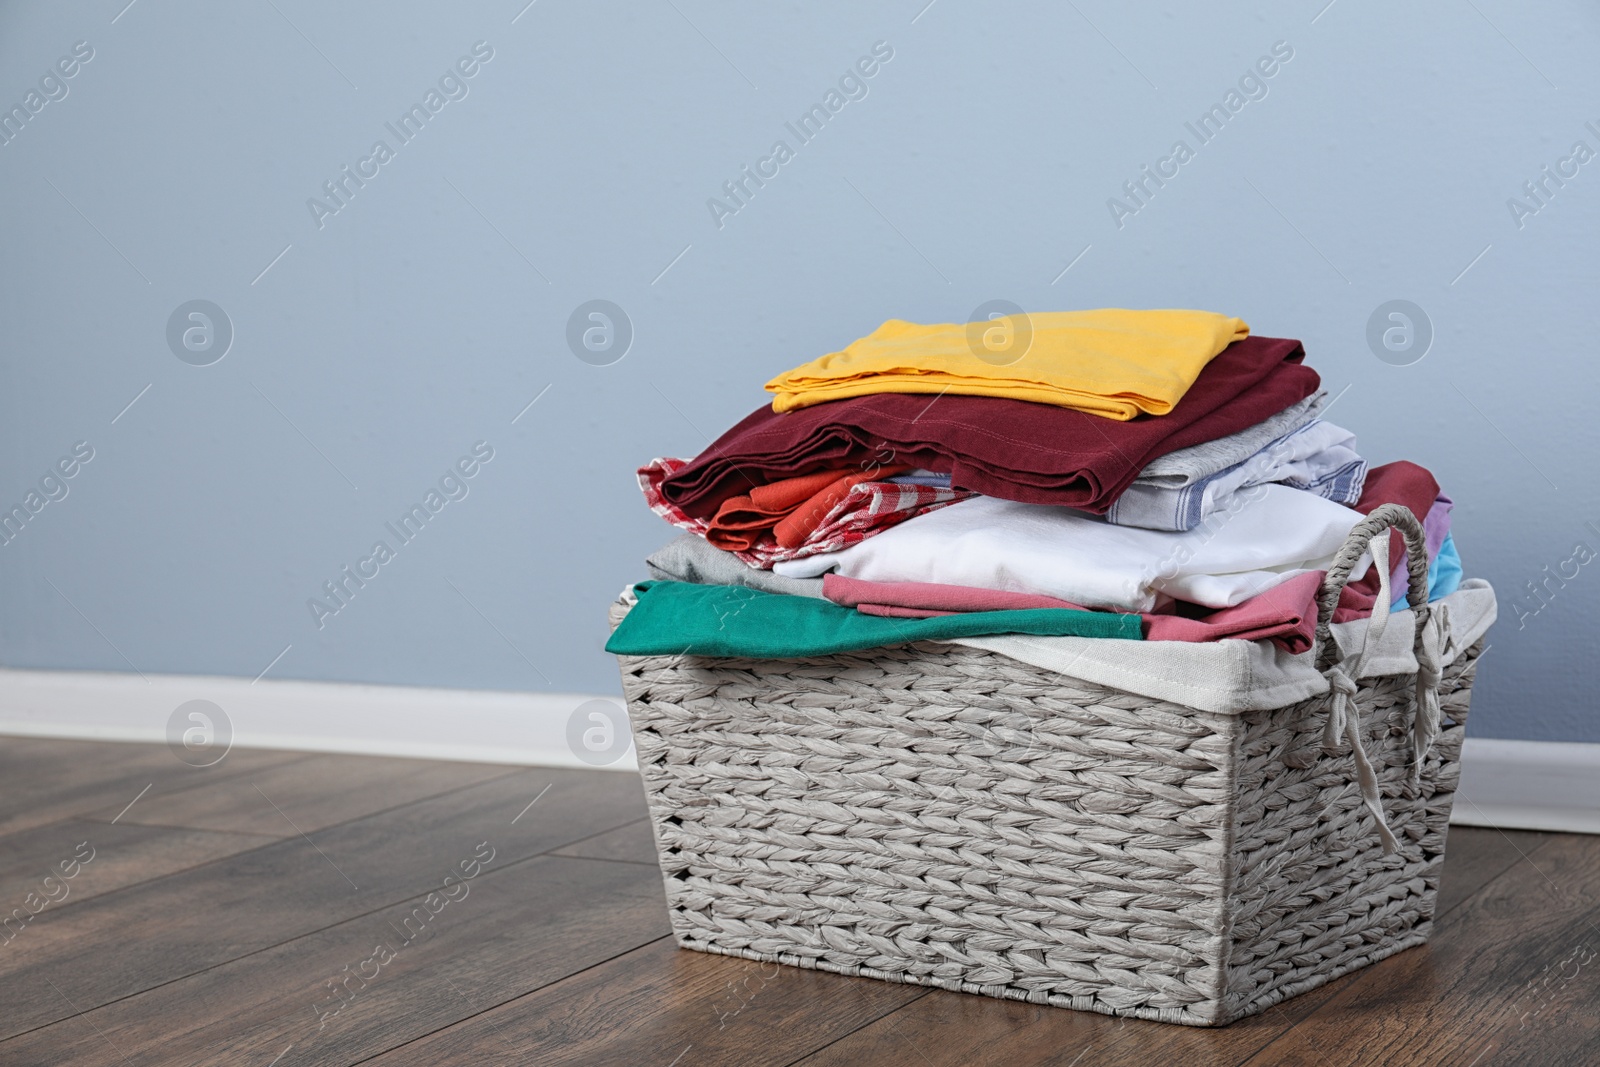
[1132,390,1328,488]
[645,533,826,598]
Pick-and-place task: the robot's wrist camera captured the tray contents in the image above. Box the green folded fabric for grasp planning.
[605,581,1141,658]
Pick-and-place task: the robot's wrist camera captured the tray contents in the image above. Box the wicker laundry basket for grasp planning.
[609,506,1484,1026]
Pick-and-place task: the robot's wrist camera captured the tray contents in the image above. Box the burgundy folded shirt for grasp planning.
[661,335,1319,519]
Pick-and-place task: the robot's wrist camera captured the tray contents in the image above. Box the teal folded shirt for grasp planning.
[606,580,1142,658]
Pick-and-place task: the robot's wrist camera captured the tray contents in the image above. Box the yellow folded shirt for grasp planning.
[765,308,1249,418]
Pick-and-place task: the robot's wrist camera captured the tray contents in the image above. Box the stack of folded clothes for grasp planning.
[610,308,1463,659]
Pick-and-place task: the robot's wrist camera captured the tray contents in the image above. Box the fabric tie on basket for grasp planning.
[1318,518,1448,854]
[659,335,1319,519]
[764,309,1249,417]
[1328,474,1460,747]
[604,580,1141,658]
[1320,532,1402,854]
[639,458,972,568]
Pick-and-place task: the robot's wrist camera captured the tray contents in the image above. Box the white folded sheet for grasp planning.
[774,484,1368,612]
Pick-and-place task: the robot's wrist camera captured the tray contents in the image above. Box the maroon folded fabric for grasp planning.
[1333,461,1442,623]
[661,335,1319,519]
[823,570,1325,654]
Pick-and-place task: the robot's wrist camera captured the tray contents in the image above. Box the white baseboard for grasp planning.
[0,667,637,772]
[1,670,1595,833]
[1450,738,1600,835]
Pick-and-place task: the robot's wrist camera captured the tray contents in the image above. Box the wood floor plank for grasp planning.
[1241,833,1599,1066]
[0,854,669,1067]
[0,737,134,794]
[80,752,518,836]
[7,739,1589,1067]
[362,935,929,1067]
[0,737,305,837]
[0,737,182,802]
[549,819,660,865]
[0,765,649,1040]
[1434,825,1549,918]
[786,971,1358,1067]
[0,817,273,916]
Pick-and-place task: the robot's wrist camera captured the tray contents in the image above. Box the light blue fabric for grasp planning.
[1393,533,1462,608]
[1429,534,1463,601]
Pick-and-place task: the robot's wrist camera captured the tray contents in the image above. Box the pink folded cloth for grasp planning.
[822,570,1328,654]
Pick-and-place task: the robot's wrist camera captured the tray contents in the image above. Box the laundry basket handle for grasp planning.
[1306,503,1438,856]
[1312,503,1429,671]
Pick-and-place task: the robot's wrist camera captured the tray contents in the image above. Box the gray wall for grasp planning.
[2,1,1595,741]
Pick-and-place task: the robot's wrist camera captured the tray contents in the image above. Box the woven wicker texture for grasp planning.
[614,634,1477,1026]
[611,508,1480,1026]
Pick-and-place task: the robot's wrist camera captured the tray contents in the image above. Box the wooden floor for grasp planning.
[0,738,1594,1066]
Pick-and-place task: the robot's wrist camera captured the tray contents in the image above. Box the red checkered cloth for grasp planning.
[639,458,973,569]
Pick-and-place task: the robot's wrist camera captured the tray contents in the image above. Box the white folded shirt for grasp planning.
[773,484,1368,611]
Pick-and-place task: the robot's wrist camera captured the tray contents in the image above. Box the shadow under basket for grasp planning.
[609,506,1482,1026]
